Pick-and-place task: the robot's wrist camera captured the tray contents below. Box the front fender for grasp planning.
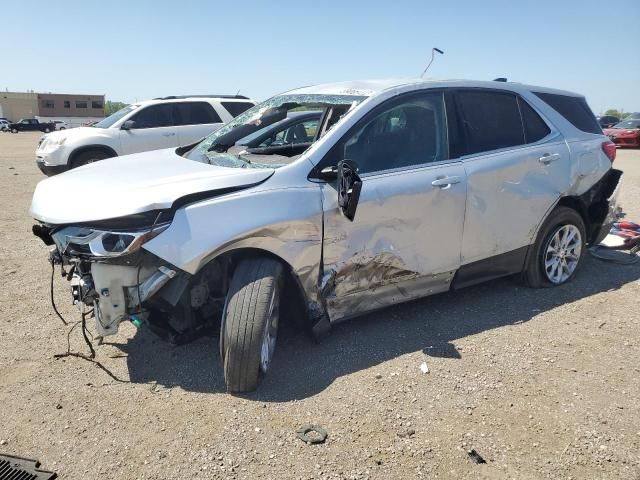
[143,185,324,298]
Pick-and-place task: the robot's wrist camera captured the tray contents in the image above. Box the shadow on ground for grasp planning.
[111,255,639,401]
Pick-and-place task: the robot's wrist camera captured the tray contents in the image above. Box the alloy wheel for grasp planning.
[543,224,582,284]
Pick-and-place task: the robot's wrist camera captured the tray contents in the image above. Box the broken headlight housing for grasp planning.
[52,224,169,258]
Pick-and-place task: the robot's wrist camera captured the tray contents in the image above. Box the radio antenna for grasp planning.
[421,48,444,78]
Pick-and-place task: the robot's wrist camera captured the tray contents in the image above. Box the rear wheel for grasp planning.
[522,207,586,288]
[43,127,51,133]
[221,258,283,393]
[71,149,113,169]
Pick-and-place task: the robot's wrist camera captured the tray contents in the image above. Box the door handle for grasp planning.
[431,176,461,188]
[538,153,561,164]
[162,132,176,137]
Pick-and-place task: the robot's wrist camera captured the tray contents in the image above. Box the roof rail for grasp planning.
[493,77,508,82]
[153,94,250,100]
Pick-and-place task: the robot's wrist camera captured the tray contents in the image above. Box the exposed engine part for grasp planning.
[70,273,94,306]
[133,266,177,306]
[190,280,209,309]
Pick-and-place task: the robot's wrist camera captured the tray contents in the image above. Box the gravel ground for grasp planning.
[0,132,639,480]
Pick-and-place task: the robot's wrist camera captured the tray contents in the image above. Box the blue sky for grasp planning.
[3,0,639,114]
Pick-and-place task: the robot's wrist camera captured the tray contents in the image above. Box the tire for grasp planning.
[521,206,586,288]
[11,128,17,133]
[221,257,283,393]
[71,149,112,169]
[60,127,66,130]
[44,127,51,133]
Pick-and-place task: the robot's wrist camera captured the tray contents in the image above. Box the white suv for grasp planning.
[35,95,255,175]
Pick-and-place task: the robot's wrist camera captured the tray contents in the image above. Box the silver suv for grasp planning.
[31,79,622,392]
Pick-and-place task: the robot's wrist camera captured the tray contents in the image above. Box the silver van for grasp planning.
[31,79,622,392]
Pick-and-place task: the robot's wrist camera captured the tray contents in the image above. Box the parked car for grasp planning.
[53,120,69,130]
[30,79,621,392]
[603,118,640,147]
[0,120,10,131]
[34,95,255,175]
[9,118,56,133]
[597,115,619,129]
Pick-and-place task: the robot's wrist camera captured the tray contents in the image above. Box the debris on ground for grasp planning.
[419,362,430,374]
[398,429,416,438]
[296,425,328,444]
[467,449,487,464]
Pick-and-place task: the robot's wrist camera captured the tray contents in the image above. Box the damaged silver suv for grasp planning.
[31,79,622,392]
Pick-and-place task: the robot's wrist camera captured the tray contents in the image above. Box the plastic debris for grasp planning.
[419,362,430,374]
[467,449,487,464]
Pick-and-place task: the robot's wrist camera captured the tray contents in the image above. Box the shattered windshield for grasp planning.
[186,94,365,169]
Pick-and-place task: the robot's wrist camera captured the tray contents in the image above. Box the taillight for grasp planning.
[602,140,616,162]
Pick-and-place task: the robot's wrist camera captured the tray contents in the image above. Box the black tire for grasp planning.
[43,127,51,133]
[221,257,283,393]
[11,128,17,133]
[521,206,586,288]
[71,149,112,169]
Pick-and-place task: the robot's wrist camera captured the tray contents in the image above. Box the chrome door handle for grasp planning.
[538,153,561,164]
[431,176,461,188]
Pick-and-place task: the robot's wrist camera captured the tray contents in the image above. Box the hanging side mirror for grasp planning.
[336,159,362,221]
[121,120,136,130]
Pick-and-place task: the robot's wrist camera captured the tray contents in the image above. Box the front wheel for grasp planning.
[521,206,586,288]
[221,258,283,392]
[43,127,51,133]
[71,149,112,168]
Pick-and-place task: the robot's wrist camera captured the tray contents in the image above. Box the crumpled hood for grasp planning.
[31,148,274,225]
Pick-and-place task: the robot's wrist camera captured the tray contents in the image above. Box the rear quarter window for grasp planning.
[533,92,601,134]
[221,102,255,118]
[518,98,551,143]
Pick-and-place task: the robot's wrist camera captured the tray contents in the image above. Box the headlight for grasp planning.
[52,224,169,258]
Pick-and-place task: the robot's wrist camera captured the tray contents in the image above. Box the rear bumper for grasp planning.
[591,169,623,245]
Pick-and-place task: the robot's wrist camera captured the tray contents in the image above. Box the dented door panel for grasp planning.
[321,163,467,322]
[460,138,571,264]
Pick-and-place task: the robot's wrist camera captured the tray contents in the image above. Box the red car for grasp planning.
[603,119,640,148]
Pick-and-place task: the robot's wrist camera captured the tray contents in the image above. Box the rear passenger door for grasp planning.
[120,103,177,154]
[174,102,224,146]
[453,89,571,270]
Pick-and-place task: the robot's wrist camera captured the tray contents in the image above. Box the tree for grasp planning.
[604,109,630,119]
[104,100,128,116]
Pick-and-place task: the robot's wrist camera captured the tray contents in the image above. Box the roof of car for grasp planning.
[135,96,254,107]
[285,78,583,99]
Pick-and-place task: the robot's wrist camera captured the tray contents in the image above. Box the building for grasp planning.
[0,91,38,121]
[0,90,105,127]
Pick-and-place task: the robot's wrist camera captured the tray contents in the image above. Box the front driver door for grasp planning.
[318,90,467,322]
[120,103,177,155]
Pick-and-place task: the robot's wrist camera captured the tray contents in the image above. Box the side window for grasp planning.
[340,92,448,174]
[533,92,601,134]
[518,98,551,143]
[130,104,174,129]
[221,102,255,118]
[456,90,525,155]
[174,102,222,126]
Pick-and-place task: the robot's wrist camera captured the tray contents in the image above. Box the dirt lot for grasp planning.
[0,132,639,479]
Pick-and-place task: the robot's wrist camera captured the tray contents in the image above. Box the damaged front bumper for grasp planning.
[50,247,186,337]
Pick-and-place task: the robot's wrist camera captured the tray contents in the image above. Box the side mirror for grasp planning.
[121,120,136,130]
[336,159,362,221]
